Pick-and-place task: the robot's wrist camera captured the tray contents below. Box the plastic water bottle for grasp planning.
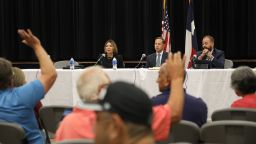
[112,57,117,70]
[69,58,75,70]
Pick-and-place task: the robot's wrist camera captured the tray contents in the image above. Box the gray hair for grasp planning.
[231,66,256,95]
[12,67,26,87]
[0,58,13,90]
[76,66,110,102]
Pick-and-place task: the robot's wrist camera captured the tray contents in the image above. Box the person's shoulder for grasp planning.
[147,53,155,58]
[185,93,207,107]
[17,80,44,91]
[231,99,245,108]
[214,48,224,53]
[63,109,95,122]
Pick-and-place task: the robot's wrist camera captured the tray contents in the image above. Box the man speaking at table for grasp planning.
[146,37,168,68]
[194,35,225,69]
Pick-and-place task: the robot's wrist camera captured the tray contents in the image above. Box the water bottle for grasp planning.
[112,57,117,70]
[69,58,75,70]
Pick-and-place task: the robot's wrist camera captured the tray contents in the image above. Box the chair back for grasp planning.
[201,120,256,144]
[39,105,72,133]
[0,121,26,144]
[57,139,94,144]
[157,120,200,144]
[54,60,79,69]
[211,108,256,122]
[224,59,233,68]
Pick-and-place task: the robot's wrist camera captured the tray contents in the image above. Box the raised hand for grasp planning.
[166,52,186,82]
[17,29,41,48]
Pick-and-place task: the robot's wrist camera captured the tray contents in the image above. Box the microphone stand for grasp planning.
[135,54,146,68]
[135,60,142,68]
[95,54,105,66]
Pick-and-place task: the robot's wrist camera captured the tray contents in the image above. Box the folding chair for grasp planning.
[211,108,256,122]
[157,120,200,144]
[57,139,94,144]
[0,121,27,144]
[39,105,72,143]
[201,120,256,144]
[224,59,233,69]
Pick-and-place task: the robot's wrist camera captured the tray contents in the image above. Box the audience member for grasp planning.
[230,66,256,108]
[146,37,168,68]
[94,52,185,143]
[195,35,225,68]
[0,29,57,144]
[56,52,185,143]
[12,67,43,129]
[98,39,124,68]
[151,64,208,127]
[94,81,155,144]
[55,66,111,141]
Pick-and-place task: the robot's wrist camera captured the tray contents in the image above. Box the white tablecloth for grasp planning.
[23,69,239,119]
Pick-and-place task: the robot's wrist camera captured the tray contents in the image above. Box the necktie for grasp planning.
[156,53,161,67]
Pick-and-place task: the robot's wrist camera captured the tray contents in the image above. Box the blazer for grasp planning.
[145,51,168,68]
[196,48,225,69]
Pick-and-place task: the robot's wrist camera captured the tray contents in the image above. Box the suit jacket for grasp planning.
[145,51,168,68]
[99,54,124,68]
[196,48,225,69]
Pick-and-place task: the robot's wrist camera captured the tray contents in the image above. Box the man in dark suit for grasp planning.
[146,37,168,68]
[195,35,225,69]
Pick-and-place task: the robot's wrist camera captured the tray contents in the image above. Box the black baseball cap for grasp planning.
[78,81,153,127]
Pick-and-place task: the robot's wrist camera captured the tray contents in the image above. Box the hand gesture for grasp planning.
[206,50,213,60]
[202,48,209,56]
[166,52,185,82]
[17,29,41,48]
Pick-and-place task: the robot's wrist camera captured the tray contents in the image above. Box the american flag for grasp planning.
[162,0,171,52]
[185,0,198,68]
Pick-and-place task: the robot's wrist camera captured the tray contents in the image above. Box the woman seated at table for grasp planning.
[98,39,124,68]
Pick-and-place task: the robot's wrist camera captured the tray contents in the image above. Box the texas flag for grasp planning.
[185,0,198,68]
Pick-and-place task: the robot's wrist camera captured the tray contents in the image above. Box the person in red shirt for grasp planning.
[230,66,256,108]
[55,66,110,141]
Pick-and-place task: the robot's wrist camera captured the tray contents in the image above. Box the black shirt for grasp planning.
[99,54,124,68]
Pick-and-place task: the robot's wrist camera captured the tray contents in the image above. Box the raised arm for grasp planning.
[165,52,185,123]
[18,29,57,93]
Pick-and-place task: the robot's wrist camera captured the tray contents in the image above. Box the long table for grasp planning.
[23,69,239,119]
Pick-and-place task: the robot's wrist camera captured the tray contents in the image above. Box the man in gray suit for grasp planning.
[146,37,169,68]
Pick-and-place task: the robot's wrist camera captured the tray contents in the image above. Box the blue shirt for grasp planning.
[0,80,45,144]
[151,88,208,127]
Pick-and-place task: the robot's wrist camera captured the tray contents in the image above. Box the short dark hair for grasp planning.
[203,35,215,43]
[231,66,256,95]
[155,37,165,44]
[0,58,13,90]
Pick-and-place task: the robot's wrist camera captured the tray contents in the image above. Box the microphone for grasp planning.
[192,54,197,61]
[135,54,146,68]
[95,54,105,65]
[191,54,197,68]
[140,54,146,61]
